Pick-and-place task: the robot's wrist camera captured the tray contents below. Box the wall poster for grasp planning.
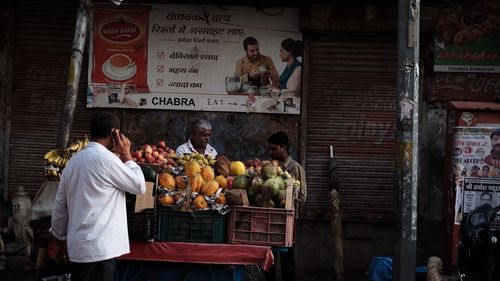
[433,0,500,73]
[462,177,500,231]
[452,126,500,224]
[87,4,303,114]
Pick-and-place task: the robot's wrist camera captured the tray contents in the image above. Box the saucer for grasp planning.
[102,61,137,81]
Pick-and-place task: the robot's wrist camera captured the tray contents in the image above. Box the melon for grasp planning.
[232,175,248,189]
[262,163,278,179]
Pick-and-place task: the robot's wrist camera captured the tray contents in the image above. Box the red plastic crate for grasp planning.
[227,206,295,247]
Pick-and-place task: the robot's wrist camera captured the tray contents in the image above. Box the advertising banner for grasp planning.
[433,0,500,73]
[87,4,302,114]
[462,177,500,231]
[452,127,500,224]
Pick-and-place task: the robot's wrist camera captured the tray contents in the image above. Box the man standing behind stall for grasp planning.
[176,119,218,158]
[235,36,279,88]
[266,132,307,281]
[50,112,146,281]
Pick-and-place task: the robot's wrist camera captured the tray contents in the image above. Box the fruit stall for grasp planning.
[42,139,301,281]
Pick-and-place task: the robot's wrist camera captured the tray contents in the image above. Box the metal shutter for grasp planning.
[304,33,397,221]
[8,0,90,197]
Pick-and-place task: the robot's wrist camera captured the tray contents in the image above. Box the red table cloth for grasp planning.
[120,241,274,271]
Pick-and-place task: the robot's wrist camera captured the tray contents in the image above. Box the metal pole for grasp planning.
[393,0,420,280]
[57,0,90,148]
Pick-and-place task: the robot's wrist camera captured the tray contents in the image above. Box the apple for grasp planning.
[157,140,167,149]
[226,176,234,189]
[161,151,168,157]
[132,150,143,159]
[157,147,165,154]
[146,155,156,163]
[167,158,175,165]
[137,157,145,164]
[151,144,157,151]
[167,148,175,154]
[152,151,160,158]
[143,144,153,155]
[155,159,163,166]
[157,154,165,162]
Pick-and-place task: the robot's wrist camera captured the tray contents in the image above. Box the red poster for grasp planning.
[91,5,150,91]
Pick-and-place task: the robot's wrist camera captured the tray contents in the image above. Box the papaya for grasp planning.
[201,180,219,196]
[193,195,208,209]
[215,194,227,205]
[158,172,175,191]
[158,194,175,206]
[175,175,187,189]
[214,175,227,188]
[200,166,215,181]
[189,174,204,193]
[185,160,201,177]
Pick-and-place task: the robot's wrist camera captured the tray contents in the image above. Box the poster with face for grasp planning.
[452,127,500,224]
[88,4,302,114]
[462,177,500,231]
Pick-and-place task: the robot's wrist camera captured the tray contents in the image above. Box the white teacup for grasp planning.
[108,53,134,74]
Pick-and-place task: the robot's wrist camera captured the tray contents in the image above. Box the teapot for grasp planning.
[225,74,241,93]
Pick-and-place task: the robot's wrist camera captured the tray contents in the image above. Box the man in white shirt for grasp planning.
[50,112,146,281]
[176,119,218,158]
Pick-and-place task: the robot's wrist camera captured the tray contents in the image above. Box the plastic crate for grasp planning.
[156,206,226,243]
[227,206,295,247]
[127,208,156,240]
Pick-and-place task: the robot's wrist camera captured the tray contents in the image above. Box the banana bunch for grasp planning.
[43,137,89,180]
[175,153,216,167]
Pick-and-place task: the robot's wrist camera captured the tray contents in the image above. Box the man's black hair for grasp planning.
[243,37,258,51]
[490,129,500,140]
[268,132,289,152]
[481,192,493,201]
[90,112,119,139]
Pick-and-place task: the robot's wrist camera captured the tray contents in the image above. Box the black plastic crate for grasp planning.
[156,206,226,243]
[127,208,155,240]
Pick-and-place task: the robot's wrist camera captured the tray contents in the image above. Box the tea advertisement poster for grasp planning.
[462,177,500,231]
[452,127,500,224]
[433,0,500,73]
[87,4,302,114]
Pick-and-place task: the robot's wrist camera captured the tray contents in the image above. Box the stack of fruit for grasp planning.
[131,140,177,170]
[43,137,89,180]
[228,159,300,209]
[155,153,301,211]
[157,153,227,212]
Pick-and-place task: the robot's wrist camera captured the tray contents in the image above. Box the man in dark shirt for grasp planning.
[266,132,307,281]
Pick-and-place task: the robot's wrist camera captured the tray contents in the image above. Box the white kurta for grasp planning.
[175,139,218,158]
[50,142,146,263]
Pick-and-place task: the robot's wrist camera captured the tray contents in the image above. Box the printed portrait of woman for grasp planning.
[279,39,303,97]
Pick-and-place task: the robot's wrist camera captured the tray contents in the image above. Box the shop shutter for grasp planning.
[8,0,90,198]
[304,33,397,221]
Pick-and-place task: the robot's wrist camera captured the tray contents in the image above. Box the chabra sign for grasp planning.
[87,4,303,114]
